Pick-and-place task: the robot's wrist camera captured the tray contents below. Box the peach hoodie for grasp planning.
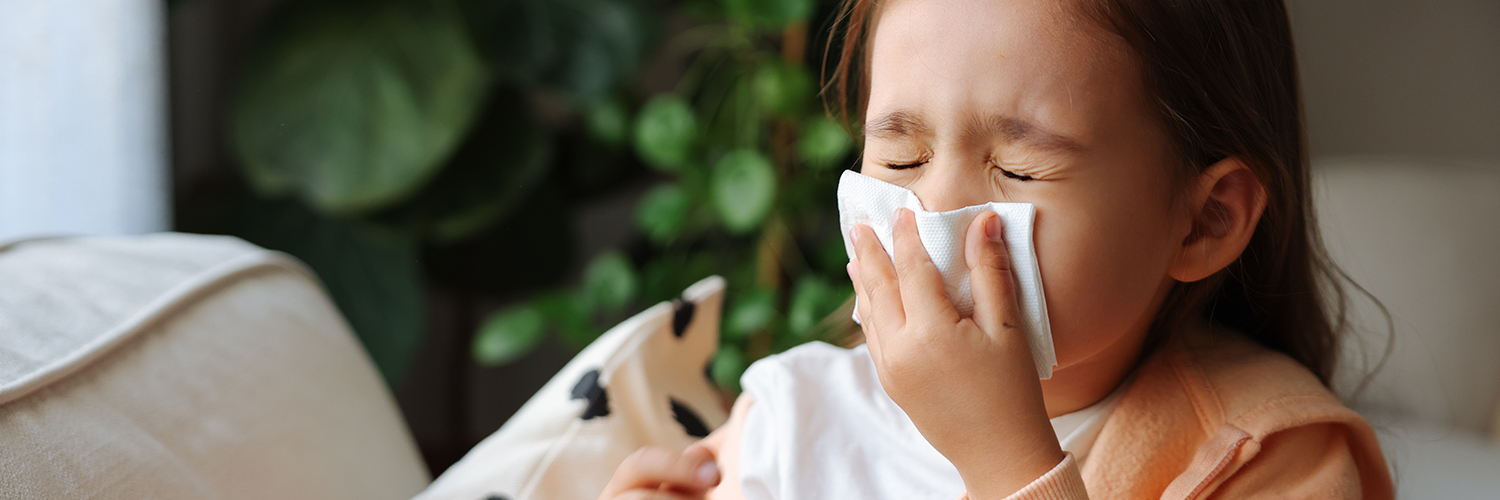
[980,330,1394,499]
[707,330,1393,500]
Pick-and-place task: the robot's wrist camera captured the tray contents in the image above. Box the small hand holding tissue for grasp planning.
[842,171,1065,492]
[838,170,1056,379]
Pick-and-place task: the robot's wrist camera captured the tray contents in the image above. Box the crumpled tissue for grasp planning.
[837,170,1056,379]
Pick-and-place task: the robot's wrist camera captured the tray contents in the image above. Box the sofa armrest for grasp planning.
[0,233,429,499]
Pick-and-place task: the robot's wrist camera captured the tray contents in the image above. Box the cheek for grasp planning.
[1031,194,1180,367]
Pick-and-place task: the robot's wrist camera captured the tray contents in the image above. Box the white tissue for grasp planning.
[837,170,1056,379]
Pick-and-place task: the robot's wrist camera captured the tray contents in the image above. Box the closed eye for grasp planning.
[998,167,1034,181]
[885,161,926,170]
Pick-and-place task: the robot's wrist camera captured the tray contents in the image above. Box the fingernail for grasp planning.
[697,461,720,486]
[986,215,1003,242]
[846,261,857,280]
[850,226,861,246]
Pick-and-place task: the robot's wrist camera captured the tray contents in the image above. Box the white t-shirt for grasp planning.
[737,342,1125,500]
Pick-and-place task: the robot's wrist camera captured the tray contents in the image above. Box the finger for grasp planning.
[849,224,906,332]
[846,260,863,325]
[601,447,718,499]
[890,208,961,324]
[605,446,717,495]
[847,259,882,361]
[680,445,720,487]
[965,211,1025,340]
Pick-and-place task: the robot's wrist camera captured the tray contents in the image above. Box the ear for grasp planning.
[1168,157,1268,283]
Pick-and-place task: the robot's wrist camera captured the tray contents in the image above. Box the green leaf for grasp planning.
[787,274,847,337]
[231,196,426,384]
[723,0,812,30]
[580,250,639,315]
[642,252,718,305]
[818,231,853,273]
[725,288,778,338]
[536,290,598,349]
[633,94,698,171]
[233,0,489,215]
[372,86,552,243]
[711,344,748,392]
[462,0,655,105]
[636,183,690,245]
[711,149,778,234]
[797,116,853,170]
[585,97,631,147]
[695,63,762,154]
[473,304,546,366]
[752,61,814,117]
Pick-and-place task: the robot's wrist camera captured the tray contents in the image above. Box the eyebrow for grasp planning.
[864,109,1086,154]
[864,110,930,139]
[970,112,1087,154]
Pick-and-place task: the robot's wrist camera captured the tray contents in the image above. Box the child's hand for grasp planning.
[847,209,1063,500]
[599,445,721,500]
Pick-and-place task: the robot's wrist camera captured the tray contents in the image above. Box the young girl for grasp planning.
[601,0,1393,498]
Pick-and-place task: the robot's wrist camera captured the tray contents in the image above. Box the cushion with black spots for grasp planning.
[413,276,729,500]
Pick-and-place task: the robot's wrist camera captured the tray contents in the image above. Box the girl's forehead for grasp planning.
[865,0,1140,138]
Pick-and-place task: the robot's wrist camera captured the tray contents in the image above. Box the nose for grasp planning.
[908,161,995,212]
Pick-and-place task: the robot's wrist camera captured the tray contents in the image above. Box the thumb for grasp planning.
[965,212,1025,341]
[681,444,721,488]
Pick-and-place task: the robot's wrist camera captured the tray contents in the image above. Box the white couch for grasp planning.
[0,157,1495,498]
[1316,157,1500,497]
[0,234,429,499]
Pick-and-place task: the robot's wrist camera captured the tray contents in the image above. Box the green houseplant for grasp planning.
[224,0,858,390]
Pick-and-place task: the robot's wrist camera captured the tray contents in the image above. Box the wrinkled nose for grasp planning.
[908,163,994,212]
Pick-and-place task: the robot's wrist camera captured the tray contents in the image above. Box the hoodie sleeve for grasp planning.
[956,453,1090,500]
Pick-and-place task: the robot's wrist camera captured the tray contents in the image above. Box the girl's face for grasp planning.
[862,0,1189,377]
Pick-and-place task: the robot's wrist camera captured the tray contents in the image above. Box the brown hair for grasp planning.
[823,0,1355,385]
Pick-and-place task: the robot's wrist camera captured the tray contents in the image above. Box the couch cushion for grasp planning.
[1364,409,1500,499]
[0,233,429,499]
[1316,157,1500,435]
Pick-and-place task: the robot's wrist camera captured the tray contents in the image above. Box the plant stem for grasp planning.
[755,217,786,288]
[782,21,808,63]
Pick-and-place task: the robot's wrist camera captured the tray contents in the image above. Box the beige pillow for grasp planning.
[415,276,730,500]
